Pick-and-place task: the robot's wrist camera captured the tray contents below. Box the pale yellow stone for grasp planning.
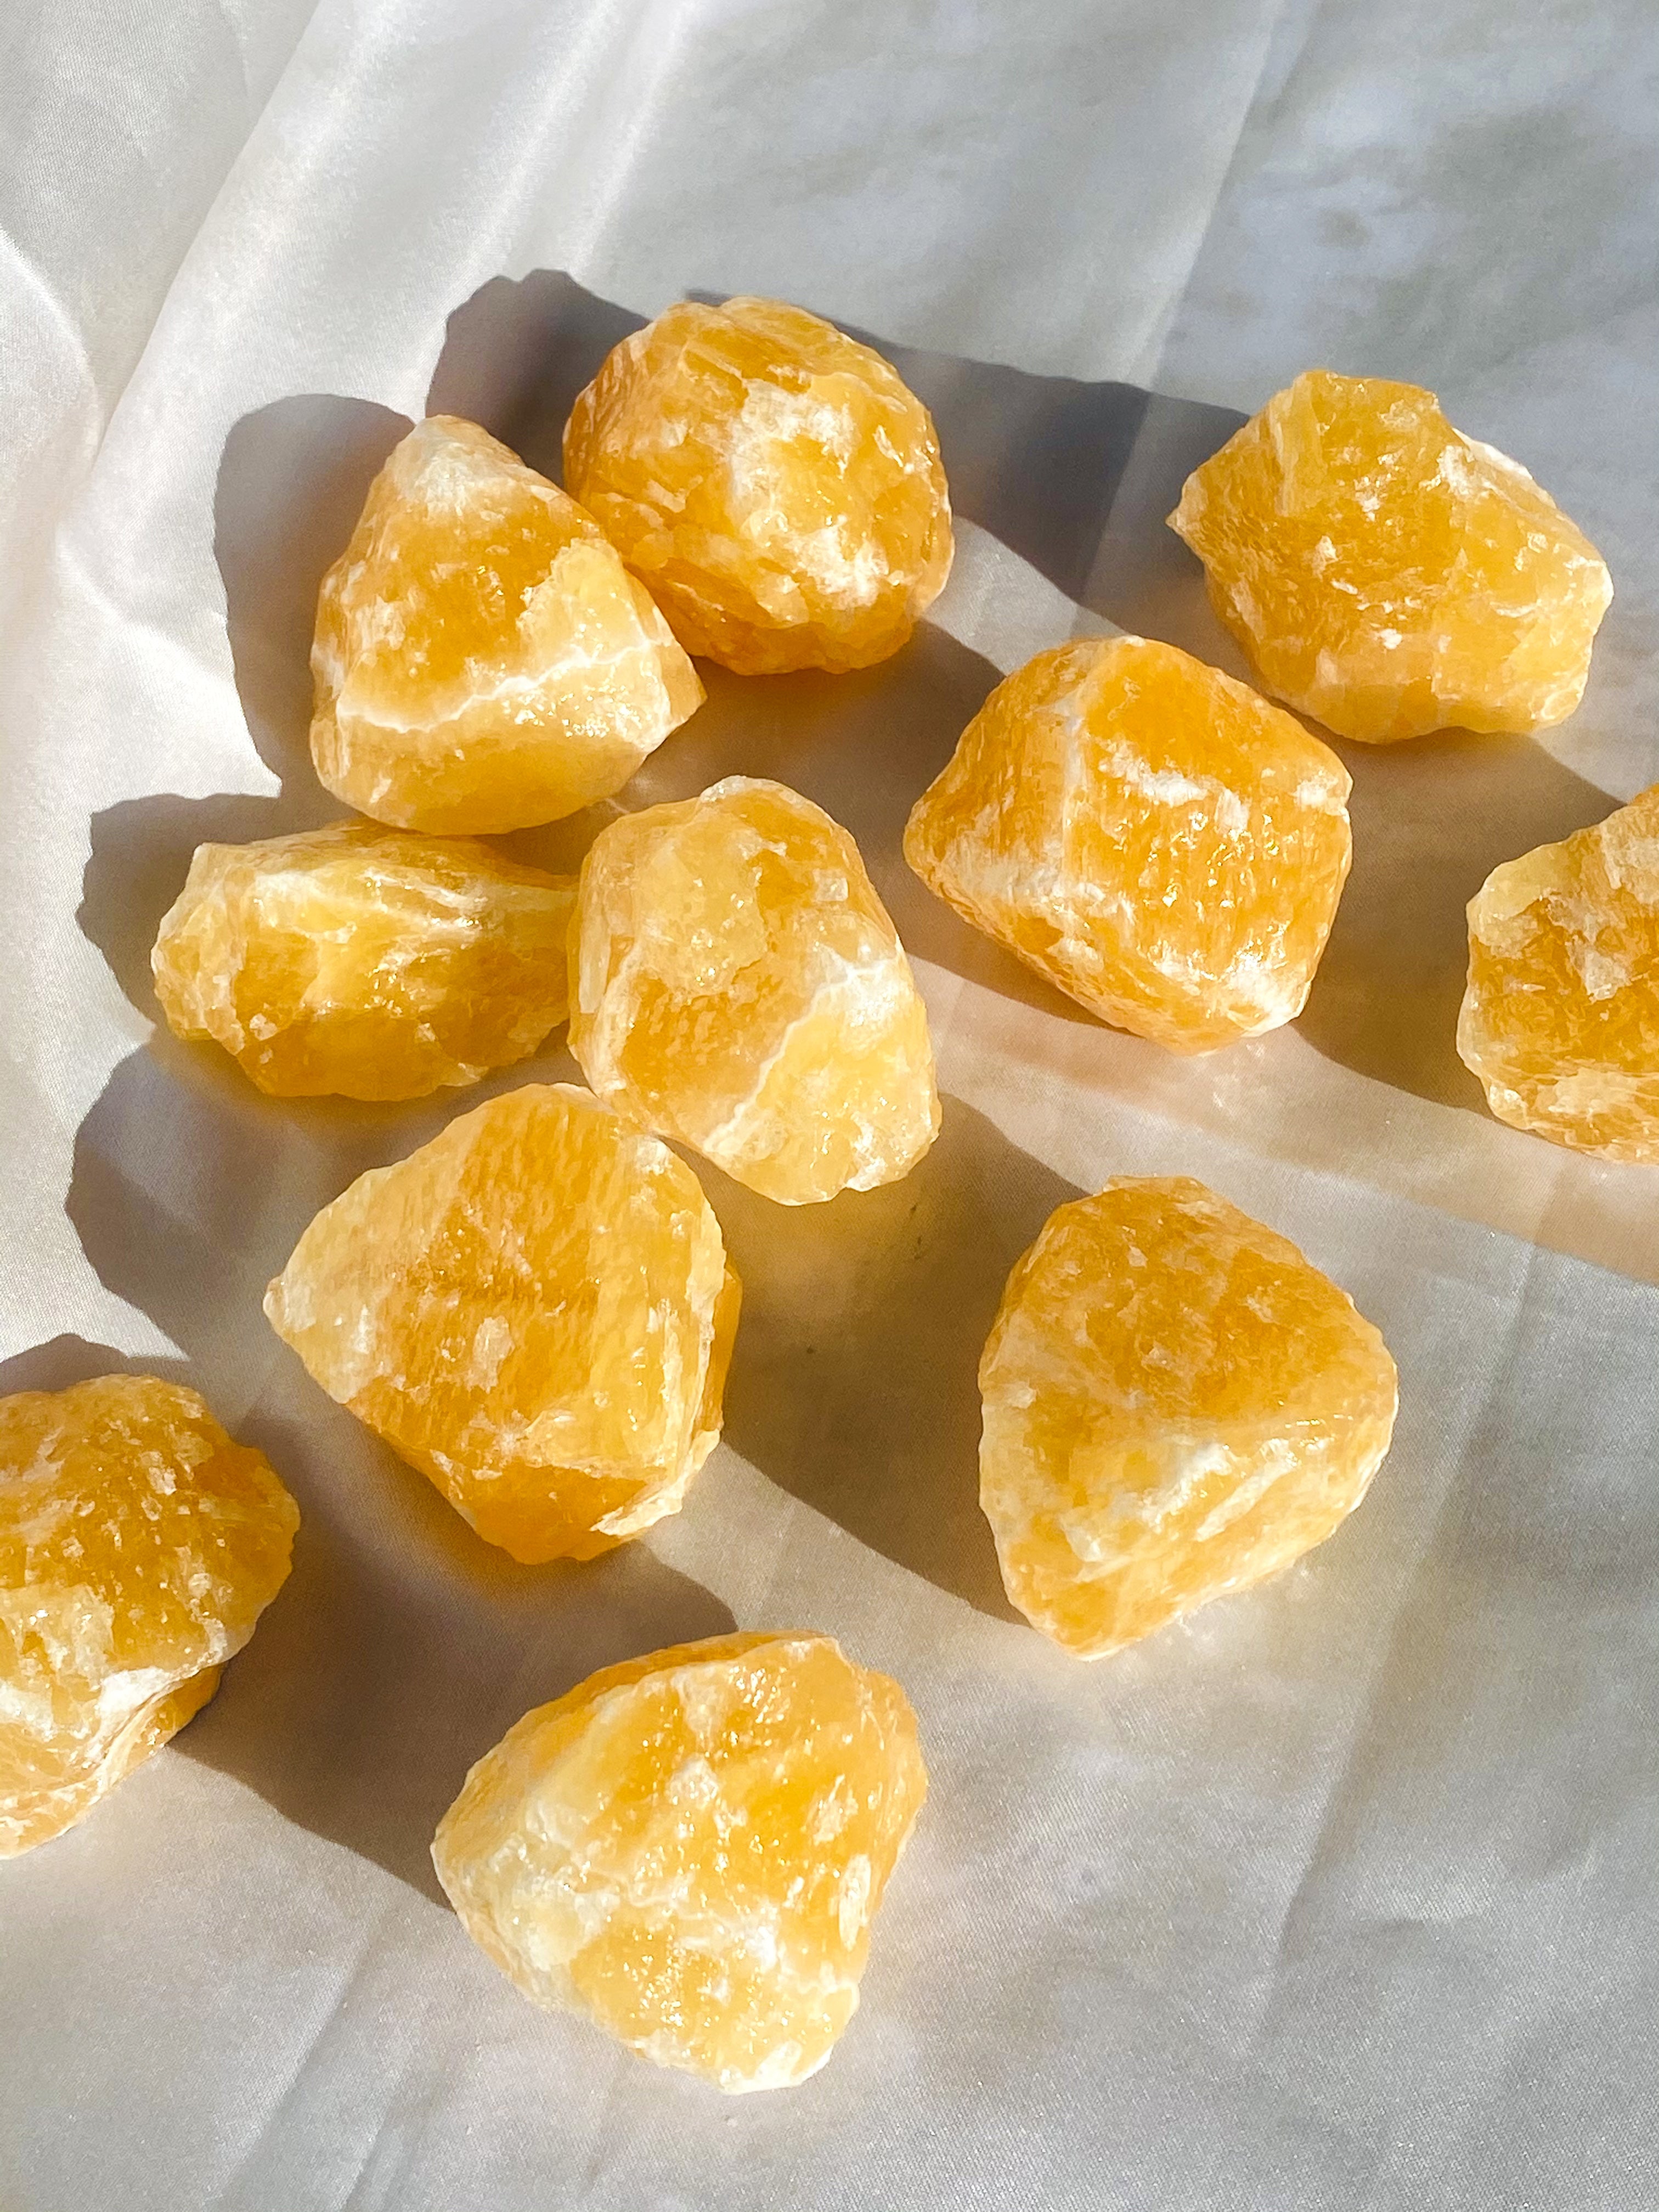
[151,820,575,1100]
[905,634,1352,1051]
[1,1375,298,1855]
[564,297,952,674]
[1458,783,1659,1160]
[311,414,703,833]
[264,1084,738,1562]
[433,1632,927,2091]
[569,777,939,1205]
[1170,369,1612,743]
[980,1177,1397,1658]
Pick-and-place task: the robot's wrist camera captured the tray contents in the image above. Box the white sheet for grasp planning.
[4,3,1657,2204]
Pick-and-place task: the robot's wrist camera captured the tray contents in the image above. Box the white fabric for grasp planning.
[4,3,1658,2204]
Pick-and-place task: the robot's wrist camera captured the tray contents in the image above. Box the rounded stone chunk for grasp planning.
[563,296,952,674]
[432,1631,927,2092]
[1458,782,1659,1160]
[1169,368,1612,744]
[151,820,576,1100]
[979,1177,1397,1659]
[311,414,703,832]
[1,1374,299,1855]
[905,634,1352,1052]
[569,777,940,1205]
[264,1084,739,1562]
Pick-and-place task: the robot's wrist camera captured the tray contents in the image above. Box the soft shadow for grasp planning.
[708,1099,1081,1623]
[1298,735,1616,1110]
[81,395,410,1020]
[0,1334,190,1396]
[216,393,411,787]
[65,1035,732,1898]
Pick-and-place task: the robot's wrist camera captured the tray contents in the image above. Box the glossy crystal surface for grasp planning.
[1458,783,1659,1160]
[264,1084,737,1561]
[311,414,703,832]
[1,1375,298,1855]
[905,635,1351,1051]
[571,777,939,1204]
[979,1177,1397,1658]
[1169,369,1612,743]
[432,1631,927,2092]
[152,820,575,1099]
[564,297,952,674]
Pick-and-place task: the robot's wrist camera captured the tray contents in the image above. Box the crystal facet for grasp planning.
[905,635,1352,1052]
[1458,783,1659,1160]
[311,414,703,832]
[979,1177,1397,1658]
[1169,369,1612,743]
[1,1375,298,1855]
[264,1084,738,1561]
[432,1631,927,2092]
[570,776,940,1204]
[151,820,575,1100]
[564,297,952,674]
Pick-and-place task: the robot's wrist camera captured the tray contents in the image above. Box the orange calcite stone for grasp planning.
[151,820,575,1101]
[1169,369,1612,743]
[563,297,952,674]
[904,635,1351,1052]
[979,1178,1397,1658]
[432,1631,927,2092]
[569,777,939,1204]
[311,415,703,832]
[264,1084,738,1562]
[1,1375,298,1855]
[1458,783,1659,1160]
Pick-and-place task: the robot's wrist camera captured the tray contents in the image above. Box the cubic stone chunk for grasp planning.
[1169,368,1612,744]
[904,635,1352,1052]
[569,777,940,1205]
[432,1631,927,2092]
[264,1084,738,1562]
[1,1375,298,1856]
[979,1177,1397,1658]
[563,296,952,675]
[151,820,576,1101]
[1458,783,1659,1160]
[311,414,703,833]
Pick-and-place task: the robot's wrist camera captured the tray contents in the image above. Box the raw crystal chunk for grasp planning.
[311,414,703,833]
[264,1084,738,1561]
[1169,368,1612,744]
[1458,783,1659,1160]
[432,1631,927,2092]
[904,635,1351,1052]
[569,777,939,1204]
[979,1178,1397,1658]
[563,296,952,674]
[1,1375,298,1855]
[151,820,576,1101]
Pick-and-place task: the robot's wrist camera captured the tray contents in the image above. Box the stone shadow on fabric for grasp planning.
[703,1099,1081,1627]
[63,1032,734,1905]
[80,394,412,1019]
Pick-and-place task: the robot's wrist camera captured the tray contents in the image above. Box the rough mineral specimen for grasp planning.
[0,1375,298,1855]
[979,1177,1397,1658]
[432,1630,927,2091]
[1458,783,1659,1160]
[264,1084,738,1561]
[569,777,940,1204]
[563,296,952,674]
[904,635,1352,1052]
[311,414,703,832]
[151,820,576,1101]
[1168,368,1612,744]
